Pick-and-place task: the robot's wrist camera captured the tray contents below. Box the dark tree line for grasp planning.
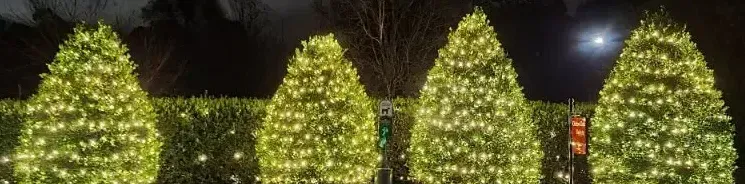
[312,0,471,98]
[0,0,285,98]
[138,0,285,97]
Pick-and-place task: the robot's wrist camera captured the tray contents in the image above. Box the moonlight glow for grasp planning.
[594,37,604,44]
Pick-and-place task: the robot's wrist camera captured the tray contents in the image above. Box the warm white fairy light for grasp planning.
[590,10,735,183]
[233,152,243,160]
[256,34,377,183]
[409,7,542,183]
[12,22,161,183]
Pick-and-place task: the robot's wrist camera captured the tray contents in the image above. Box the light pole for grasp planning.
[377,100,393,184]
[567,98,575,184]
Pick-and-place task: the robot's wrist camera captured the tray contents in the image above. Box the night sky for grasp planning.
[0,0,646,101]
[0,0,740,101]
[489,0,633,102]
[257,0,631,102]
[229,0,640,102]
[262,0,632,102]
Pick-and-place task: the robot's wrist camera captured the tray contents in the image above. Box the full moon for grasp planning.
[594,37,604,44]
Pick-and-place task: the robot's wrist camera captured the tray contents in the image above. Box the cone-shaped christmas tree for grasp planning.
[409,8,541,183]
[257,34,377,183]
[590,10,736,183]
[13,22,161,183]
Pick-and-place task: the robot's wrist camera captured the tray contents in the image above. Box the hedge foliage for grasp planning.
[257,34,378,183]
[14,23,161,184]
[1,98,596,183]
[151,98,266,184]
[410,8,542,183]
[591,10,735,183]
[0,100,22,184]
[531,101,595,184]
[386,98,417,183]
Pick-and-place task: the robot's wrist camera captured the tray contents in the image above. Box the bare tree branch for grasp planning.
[315,0,467,97]
[111,9,139,32]
[128,26,187,96]
[1,0,114,67]
[225,0,272,37]
[26,0,110,23]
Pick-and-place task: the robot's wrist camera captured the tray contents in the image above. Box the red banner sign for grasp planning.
[570,115,587,155]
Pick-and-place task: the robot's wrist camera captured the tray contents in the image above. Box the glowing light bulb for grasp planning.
[233,152,243,160]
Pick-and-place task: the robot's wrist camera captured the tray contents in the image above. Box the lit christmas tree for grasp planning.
[13,22,161,183]
[590,10,736,183]
[257,34,377,183]
[409,7,542,183]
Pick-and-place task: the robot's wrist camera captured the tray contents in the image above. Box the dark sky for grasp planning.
[258,0,634,102]
[0,0,739,103]
[0,0,150,31]
[471,0,634,102]
[0,0,632,102]
[0,0,731,102]
[262,0,321,47]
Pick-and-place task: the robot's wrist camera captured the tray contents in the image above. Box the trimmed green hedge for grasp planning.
[0,98,268,184]
[531,101,594,184]
[0,100,22,184]
[386,100,596,184]
[387,98,416,183]
[152,98,266,184]
[0,98,594,183]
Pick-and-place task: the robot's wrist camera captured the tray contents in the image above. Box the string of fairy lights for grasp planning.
[590,11,735,183]
[256,34,378,183]
[408,8,542,183]
[11,22,161,183]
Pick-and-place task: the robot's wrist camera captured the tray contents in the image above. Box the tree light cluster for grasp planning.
[590,10,736,183]
[409,8,542,183]
[256,34,378,183]
[12,22,161,183]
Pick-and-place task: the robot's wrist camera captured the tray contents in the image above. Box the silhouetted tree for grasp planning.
[126,25,188,96]
[140,0,284,97]
[313,0,469,98]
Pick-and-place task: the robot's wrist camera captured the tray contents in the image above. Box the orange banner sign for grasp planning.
[571,115,587,155]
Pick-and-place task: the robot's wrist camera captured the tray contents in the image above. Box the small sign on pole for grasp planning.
[377,100,394,184]
[378,118,391,149]
[379,100,393,117]
[378,100,393,149]
[570,115,587,155]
